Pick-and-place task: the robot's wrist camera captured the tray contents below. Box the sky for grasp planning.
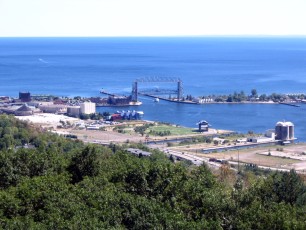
[0,0,306,37]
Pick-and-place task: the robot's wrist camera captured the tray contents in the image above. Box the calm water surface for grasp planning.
[0,37,305,140]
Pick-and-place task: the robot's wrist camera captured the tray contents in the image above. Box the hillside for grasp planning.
[0,114,305,229]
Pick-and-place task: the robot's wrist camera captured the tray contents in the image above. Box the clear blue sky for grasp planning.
[1,0,306,37]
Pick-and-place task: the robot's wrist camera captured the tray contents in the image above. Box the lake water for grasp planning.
[1,37,306,140]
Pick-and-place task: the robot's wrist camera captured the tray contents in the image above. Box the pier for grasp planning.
[100,90,120,97]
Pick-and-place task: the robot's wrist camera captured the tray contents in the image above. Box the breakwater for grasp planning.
[139,93,197,104]
[279,102,301,107]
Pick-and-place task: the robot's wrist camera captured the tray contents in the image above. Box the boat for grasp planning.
[129,101,142,106]
[154,98,160,103]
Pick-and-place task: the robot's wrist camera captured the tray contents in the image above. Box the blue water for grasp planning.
[1,37,306,140]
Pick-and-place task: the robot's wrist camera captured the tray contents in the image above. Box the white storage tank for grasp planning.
[275,121,294,141]
[80,102,96,114]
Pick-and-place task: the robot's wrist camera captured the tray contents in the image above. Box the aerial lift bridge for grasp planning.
[131,77,183,102]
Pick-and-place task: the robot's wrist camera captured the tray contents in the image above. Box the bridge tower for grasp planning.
[132,81,138,102]
[177,80,183,101]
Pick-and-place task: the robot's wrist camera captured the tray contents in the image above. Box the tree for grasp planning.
[251,89,257,97]
[239,90,246,101]
[226,95,233,102]
[68,146,101,183]
[272,170,306,205]
[259,94,267,101]
[80,114,90,120]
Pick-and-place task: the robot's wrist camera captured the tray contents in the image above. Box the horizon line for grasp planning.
[1,34,306,39]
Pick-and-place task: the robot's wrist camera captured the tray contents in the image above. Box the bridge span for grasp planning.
[131,77,183,102]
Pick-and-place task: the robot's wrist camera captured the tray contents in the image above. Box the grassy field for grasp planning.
[239,154,300,166]
[147,125,195,136]
[183,146,302,168]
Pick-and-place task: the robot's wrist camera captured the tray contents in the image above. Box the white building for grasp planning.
[265,129,276,139]
[193,98,214,104]
[247,136,275,143]
[80,102,96,114]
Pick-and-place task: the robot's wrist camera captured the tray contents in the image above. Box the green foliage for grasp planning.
[251,88,258,97]
[149,129,171,136]
[68,145,106,183]
[0,114,34,150]
[0,115,306,228]
[148,124,194,136]
[179,136,212,146]
[200,89,296,103]
[134,123,154,136]
[89,112,103,120]
[79,113,90,120]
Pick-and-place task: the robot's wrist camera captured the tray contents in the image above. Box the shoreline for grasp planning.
[139,93,289,105]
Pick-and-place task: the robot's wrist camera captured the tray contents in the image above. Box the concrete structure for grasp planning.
[275,121,294,141]
[67,106,80,117]
[80,102,96,114]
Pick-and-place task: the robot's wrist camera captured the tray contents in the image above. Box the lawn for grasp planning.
[147,125,195,136]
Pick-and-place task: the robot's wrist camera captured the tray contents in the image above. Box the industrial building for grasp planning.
[265,129,276,139]
[19,92,31,102]
[0,103,37,116]
[67,106,81,117]
[110,110,144,121]
[14,104,34,116]
[38,104,67,114]
[275,121,295,142]
[107,96,132,106]
[80,102,96,114]
[247,136,275,143]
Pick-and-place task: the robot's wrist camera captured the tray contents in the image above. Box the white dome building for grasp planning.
[275,121,294,141]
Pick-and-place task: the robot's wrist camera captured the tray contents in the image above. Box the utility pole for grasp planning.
[238,150,240,173]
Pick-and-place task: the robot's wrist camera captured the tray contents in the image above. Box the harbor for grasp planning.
[1,89,306,172]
